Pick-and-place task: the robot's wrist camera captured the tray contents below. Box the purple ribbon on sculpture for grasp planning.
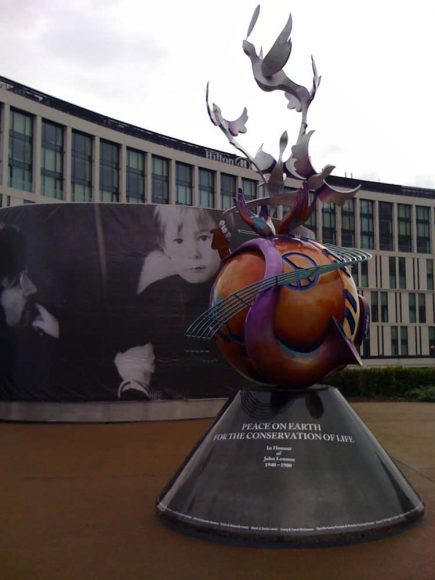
[228,237,361,388]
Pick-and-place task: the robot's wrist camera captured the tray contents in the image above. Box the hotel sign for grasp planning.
[205,149,249,169]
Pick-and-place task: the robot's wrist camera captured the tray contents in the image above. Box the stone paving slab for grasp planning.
[1,402,434,580]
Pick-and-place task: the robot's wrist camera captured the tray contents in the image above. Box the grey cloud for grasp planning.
[40,5,167,67]
[0,0,166,70]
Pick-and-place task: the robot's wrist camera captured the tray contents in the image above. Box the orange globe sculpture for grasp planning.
[208,234,368,389]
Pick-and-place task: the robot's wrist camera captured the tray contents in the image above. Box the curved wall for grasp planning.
[0,204,247,421]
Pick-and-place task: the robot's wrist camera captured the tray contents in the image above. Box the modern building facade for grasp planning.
[1,75,435,368]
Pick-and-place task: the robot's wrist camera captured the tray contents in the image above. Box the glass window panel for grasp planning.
[360,199,374,249]
[427,260,434,291]
[126,148,145,203]
[371,291,379,322]
[175,162,192,205]
[416,206,431,253]
[418,293,426,323]
[152,156,169,204]
[100,140,119,202]
[242,178,257,201]
[400,326,408,355]
[322,203,336,244]
[71,131,92,202]
[381,292,388,322]
[409,293,416,323]
[341,199,355,247]
[360,260,368,288]
[398,204,412,252]
[199,168,215,208]
[221,173,236,210]
[379,201,393,251]
[399,257,406,289]
[389,257,396,288]
[391,326,399,356]
[429,327,435,356]
[9,109,33,192]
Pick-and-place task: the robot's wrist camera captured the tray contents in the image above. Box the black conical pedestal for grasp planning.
[156,387,424,546]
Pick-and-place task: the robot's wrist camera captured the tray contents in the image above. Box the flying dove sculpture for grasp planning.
[206,4,359,235]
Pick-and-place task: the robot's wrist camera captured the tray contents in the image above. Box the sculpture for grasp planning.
[156,6,424,545]
[194,4,370,388]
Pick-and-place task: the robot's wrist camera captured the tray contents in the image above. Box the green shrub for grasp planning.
[404,386,435,402]
[325,366,435,400]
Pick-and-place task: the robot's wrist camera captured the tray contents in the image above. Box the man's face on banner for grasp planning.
[163,213,220,284]
[0,270,37,327]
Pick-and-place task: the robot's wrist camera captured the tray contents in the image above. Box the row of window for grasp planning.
[354,256,434,291]
[4,108,435,254]
[362,326,435,358]
[308,198,433,254]
[369,291,429,324]
[7,108,257,207]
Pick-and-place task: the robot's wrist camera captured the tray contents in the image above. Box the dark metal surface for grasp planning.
[156,387,424,545]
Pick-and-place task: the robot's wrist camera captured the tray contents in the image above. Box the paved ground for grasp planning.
[1,402,434,580]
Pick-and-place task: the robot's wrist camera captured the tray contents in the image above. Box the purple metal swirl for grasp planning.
[225,237,362,388]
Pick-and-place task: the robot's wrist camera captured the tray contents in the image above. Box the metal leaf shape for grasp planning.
[279,131,288,157]
[316,181,361,205]
[247,4,260,38]
[253,144,276,174]
[261,12,293,77]
[285,130,316,179]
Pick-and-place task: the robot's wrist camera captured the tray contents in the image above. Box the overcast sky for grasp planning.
[2,0,435,188]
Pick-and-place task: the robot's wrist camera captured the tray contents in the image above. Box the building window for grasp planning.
[199,168,215,208]
[341,199,355,247]
[152,156,169,204]
[362,332,370,357]
[391,326,399,356]
[305,197,317,238]
[9,108,33,192]
[427,260,434,291]
[418,293,426,323]
[416,206,431,253]
[389,257,396,288]
[360,260,368,288]
[360,199,374,249]
[41,120,63,199]
[322,203,336,244]
[371,291,379,322]
[399,257,406,289]
[380,292,388,322]
[126,148,145,203]
[400,326,408,355]
[242,178,257,201]
[71,131,92,202]
[398,204,412,252]
[175,162,192,206]
[429,327,435,357]
[100,140,119,202]
[409,293,416,323]
[221,173,236,210]
[379,201,393,251]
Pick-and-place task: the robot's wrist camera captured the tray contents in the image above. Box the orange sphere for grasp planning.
[211,237,360,388]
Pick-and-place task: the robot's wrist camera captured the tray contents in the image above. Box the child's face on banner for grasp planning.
[163,213,220,284]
